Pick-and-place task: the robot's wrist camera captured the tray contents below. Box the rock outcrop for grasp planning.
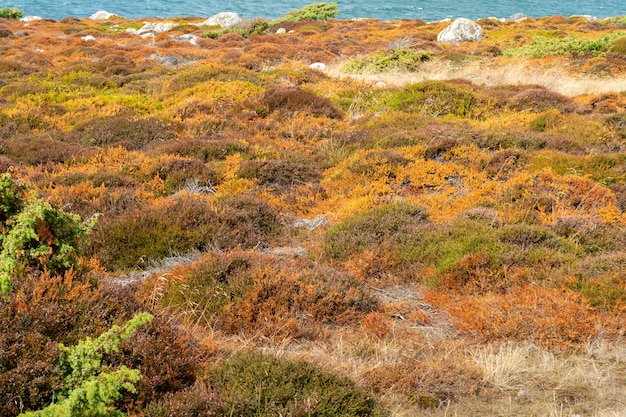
[199,12,242,28]
[437,18,483,45]
[89,10,117,20]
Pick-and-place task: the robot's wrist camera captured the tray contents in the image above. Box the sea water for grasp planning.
[9,0,626,21]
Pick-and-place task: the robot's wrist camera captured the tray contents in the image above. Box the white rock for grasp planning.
[89,10,117,20]
[571,15,597,21]
[508,13,528,22]
[275,27,286,34]
[81,35,97,42]
[141,33,155,39]
[171,34,199,45]
[375,81,386,88]
[437,18,483,44]
[20,16,42,22]
[309,62,327,71]
[199,12,242,28]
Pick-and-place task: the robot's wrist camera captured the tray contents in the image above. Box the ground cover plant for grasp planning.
[0,5,625,417]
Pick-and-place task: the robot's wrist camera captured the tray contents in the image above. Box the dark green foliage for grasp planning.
[324,202,429,261]
[210,352,382,417]
[71,117,175,150]
[262,86,343,119]
[237,159,322,186]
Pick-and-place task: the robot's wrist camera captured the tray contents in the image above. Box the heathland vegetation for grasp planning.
[0,3,625,416]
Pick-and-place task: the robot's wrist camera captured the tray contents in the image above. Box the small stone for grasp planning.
[275,27,286,34]
[81,35,96,42]
[309,62,327,71]
[15,31,28,37]
[171,34,198,45]
[0,29,14,38]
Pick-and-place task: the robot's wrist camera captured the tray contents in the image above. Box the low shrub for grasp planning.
[151,157,218,195]
[143,383,223,417]
[381,81,479,118]
[0,7,23,19]
[71,116,176,150]
[324,202,429,261]
[236,159,322,186]
[222,262,378,339]
[154,137,250,161]
[209,352,382,417]
[504,32,626,58]
[274,2,339,23]
[509,88,582,113]
[90,193,280,270]
[261,86,343,119]
[343,49,433,74]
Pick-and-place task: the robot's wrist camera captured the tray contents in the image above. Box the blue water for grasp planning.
[9,0,626,22]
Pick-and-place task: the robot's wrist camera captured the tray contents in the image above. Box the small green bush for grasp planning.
[504,32,626,58]
[274,2,339,23]
[0,173,92,297]
[210,352,382,417]
[20,313,153,417]
[343,49,433,74]
[0,6,23,19]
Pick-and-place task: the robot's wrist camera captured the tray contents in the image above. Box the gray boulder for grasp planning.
[199,12,242,28]
[437,18,483,44]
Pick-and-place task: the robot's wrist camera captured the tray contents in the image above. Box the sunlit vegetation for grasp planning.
[0,6,625,417]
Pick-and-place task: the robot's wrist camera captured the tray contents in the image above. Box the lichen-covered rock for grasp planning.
[437,18,483,45]
[199,12,242,28]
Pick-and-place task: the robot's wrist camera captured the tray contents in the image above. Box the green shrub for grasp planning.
[210,352,382,417]
[343,49,432,74]
[0,173,93,297]
[324,202,429,261]
[0,6,23,19]
[20,313,153,417]
[381,81,479,118]
[504,32,626,58]
[274,2,339,23]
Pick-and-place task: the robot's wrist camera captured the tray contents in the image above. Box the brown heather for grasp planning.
[0,11,624,417]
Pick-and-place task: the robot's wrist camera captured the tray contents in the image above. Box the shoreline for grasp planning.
[14,10,626,25]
